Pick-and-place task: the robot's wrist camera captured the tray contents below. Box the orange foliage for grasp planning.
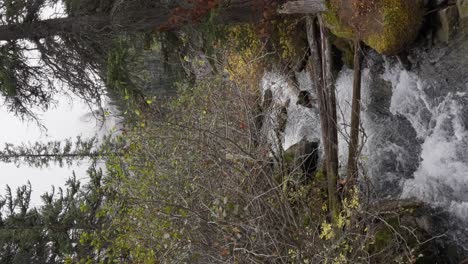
[159,0,219,30]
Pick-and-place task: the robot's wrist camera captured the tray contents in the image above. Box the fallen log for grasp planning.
[278,0,326,14]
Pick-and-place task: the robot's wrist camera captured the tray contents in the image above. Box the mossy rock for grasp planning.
[324,0,424,55]
[323,0,355,39]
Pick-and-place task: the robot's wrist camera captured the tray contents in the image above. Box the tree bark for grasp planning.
[319,16,339,218]
[346,40,362,186]
[0,1,265,41]
[0,16,110,41]
[306,16,328,169]
[306,15,340,218]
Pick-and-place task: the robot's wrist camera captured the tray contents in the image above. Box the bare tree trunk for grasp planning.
[346,40,362,186]
[319,16,339,218]
[306,15,340,218]
[306,16,328,166]
[0,1,265,41]
[0,16,110,41]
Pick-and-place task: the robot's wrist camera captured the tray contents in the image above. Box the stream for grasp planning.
[261,19,468,252]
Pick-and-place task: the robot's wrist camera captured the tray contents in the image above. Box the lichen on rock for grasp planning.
[323,0,424,55]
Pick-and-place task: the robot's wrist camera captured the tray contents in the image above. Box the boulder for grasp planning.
[277,100,289,134]
[283,138,320,181]
[262,89,273,109]
[324,0,424,55]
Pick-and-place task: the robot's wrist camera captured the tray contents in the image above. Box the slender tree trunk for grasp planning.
[346,40,362,186]
[306,15,340,218]
[306,16,328,166]
[1,153,100,159]
[319,16,339,218]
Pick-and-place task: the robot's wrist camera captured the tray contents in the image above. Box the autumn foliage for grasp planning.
[159,0,219,30]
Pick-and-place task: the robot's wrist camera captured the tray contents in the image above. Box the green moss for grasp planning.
[323,0,354,39]
[283,152,295,164]
[314,169,326,182]
[372,227,393,252]
[323,0,423,55]
[364,0,423,54]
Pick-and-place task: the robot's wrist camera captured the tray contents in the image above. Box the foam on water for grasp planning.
[382,63,468,219]
[335,69,353,171]
[261,63,468,220]
[335,68,374,177]
[260,72,321,152]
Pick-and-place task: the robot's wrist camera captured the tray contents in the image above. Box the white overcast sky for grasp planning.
[0,2,105,207]
[0,96,111,207]
[0,3,123,207]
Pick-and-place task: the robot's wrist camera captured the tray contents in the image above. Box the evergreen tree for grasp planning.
[0,166,107,263]
[0,183,47,263]
[0,0,267,120]
[0,136,99,168]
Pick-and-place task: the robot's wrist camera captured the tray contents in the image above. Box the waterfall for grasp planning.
[332,58,468,220]
[260,72,321,153]
[383,63,468,219]
[260,29,468,224]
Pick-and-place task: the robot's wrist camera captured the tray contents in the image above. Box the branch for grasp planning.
[278,0,326,14]
[0,16,109,41]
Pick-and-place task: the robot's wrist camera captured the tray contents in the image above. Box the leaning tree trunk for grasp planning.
[0,16,110,41]
[0,0,267,41]
[346,40,362,187]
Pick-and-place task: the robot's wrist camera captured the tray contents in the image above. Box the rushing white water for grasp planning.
[382,63,468,219]
[261,58,468,220]
[334,61,468,219]
[334,68,373,176]
[260,72,321,152]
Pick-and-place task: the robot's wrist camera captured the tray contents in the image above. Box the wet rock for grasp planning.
[458,0,468,19]
[436,5,460,43]
[362,54,422,197]
[263,89,273,109]
[396,53,412,70]
[368,201,468,263]
[296,90,314,108]
[283,138,320,180]
[277,99,290,134]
